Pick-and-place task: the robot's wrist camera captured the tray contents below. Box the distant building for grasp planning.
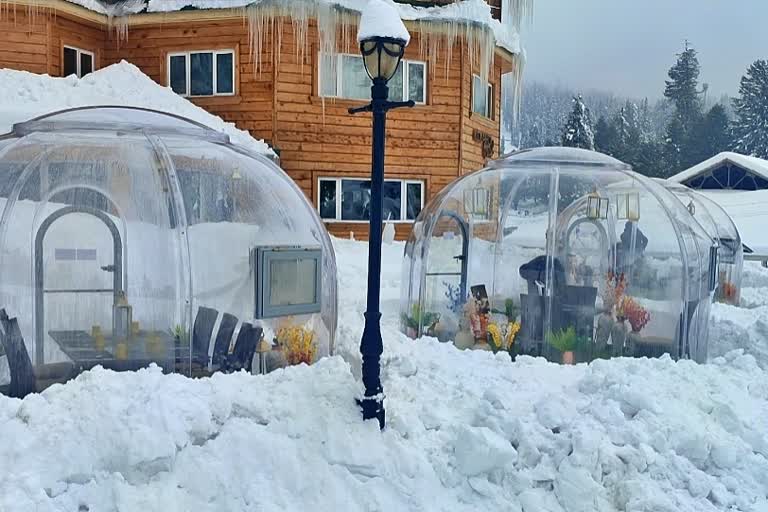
[669,152,768,191]
[0,0,529,239]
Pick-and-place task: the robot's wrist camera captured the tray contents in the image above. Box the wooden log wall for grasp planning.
[0,6,105,76]
[0,5,511,241]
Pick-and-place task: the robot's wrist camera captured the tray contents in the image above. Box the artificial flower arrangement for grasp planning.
[617,296,650,333]
[487,320,521,354]
[602,271,627,310]
[719,281,738,304]
[276,326,317,366]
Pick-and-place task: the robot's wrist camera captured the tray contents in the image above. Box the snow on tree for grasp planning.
[561,95,595,150]
[733,59,768,159]
[594,115,616,154]
[663,43,705,173]
[664,44,702,124]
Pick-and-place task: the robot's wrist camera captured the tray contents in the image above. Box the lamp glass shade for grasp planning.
[361,38,405,82]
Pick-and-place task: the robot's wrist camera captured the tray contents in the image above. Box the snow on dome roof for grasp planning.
[492,146,631,169]
[0,61,273,156]
[358,0,411,44]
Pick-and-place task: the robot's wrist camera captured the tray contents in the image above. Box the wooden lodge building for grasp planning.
[0,0,526,239]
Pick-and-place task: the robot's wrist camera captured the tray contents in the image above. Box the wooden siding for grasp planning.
[0,6,106,76]
[0,9,49,74]
[101,20,275,145]
[0,5,512,240]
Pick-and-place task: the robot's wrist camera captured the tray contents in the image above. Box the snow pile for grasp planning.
[698,190,768,253]
[357,0,410,44]
[0,62,273,156]
[708,261,768,366]
[1,238,768,511]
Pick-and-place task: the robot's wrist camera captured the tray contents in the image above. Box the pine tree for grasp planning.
[663,43,704,172]
[561,95,595,150]
[594,116,617,154]
[664,44,702,124]
[733,59,768,158]
[691,104,732,163]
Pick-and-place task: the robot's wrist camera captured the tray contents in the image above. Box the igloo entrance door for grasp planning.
[415,211,468,341]
[34,204,124,365]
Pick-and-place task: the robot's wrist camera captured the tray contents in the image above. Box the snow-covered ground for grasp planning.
[1,237,768,511]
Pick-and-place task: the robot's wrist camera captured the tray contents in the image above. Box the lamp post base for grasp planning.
[359,311,385,429]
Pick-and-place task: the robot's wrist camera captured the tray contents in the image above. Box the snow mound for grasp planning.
[0,61,273,156]
[1,238,768,511]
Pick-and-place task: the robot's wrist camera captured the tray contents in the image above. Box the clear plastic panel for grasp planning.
[401,148,715,364]
[664,182,743,305]
[0,107,338,396]
[162,137,336,366]
[0,132,184,389]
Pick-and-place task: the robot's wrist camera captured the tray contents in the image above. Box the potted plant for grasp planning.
[400,304,440,339]
[546,326,580,365]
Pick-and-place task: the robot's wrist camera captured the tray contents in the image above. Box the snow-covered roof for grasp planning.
[60,0,524,55]
[357,0,411,44]
[669,152,768,184]
[0,61,273,156]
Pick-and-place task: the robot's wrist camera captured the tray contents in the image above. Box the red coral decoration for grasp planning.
[620,297,650,332]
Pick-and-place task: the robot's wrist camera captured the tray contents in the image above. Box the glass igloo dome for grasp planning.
[401,148,717,364]
[662,181,743,306]
[0,107,336,397]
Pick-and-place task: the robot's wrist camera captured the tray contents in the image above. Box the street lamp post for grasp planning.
[350,35,414,429]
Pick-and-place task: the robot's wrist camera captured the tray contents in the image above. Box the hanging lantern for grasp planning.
[463,184,491,220]
[617,192,641,221]
[586,192,609,220]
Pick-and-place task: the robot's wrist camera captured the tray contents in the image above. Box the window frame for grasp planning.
[63,45,95,78]
[471,74,494,119]
[317,177,425,223]
[318,52,427,105]
[167,49,236,97]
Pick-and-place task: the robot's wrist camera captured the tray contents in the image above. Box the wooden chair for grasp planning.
[191,306,218,369]
[0,310,36,399]
[211,313,238,369]
[222,323,262,373]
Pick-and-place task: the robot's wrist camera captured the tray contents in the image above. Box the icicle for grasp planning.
[507,50,525,127]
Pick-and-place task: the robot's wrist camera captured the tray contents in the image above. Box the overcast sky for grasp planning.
[521,1,768,100]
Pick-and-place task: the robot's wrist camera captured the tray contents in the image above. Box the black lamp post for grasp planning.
[350,35,415,429]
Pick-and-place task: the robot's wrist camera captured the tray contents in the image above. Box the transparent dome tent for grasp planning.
[401,148,718,364]
[0,106,336,397]
[661,181,743,306]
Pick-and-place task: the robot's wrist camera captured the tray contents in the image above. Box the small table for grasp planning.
[48,330,183,373]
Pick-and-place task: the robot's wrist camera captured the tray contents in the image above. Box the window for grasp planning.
[253,247,322,318]
[168,50,235,97]
[320,53,426,104]
[63,46,95,78]
[472,74,493,118]
[318,178,424,222]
